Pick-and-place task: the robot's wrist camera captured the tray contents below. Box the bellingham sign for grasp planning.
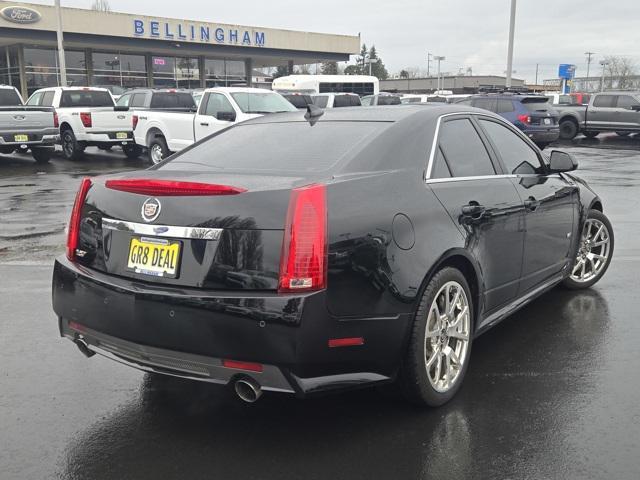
[133,19,266,47]
[0,6,42,24]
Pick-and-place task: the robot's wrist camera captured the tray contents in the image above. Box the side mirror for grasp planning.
[548,150,578,173]
[113,105,129,112]
[631,105,640,112]
[216,111,236,122]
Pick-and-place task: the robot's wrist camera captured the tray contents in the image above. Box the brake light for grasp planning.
[517,114,531,124]
[66,177,92,261]
[278,184,327,293]
[328,337,365,348]
[222,359,264,373]
[104,179,247,196]
[53,110,59,128]
[132,115,139,130]
[80,112,92,128]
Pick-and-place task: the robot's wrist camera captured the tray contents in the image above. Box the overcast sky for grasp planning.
[24,0,640,83]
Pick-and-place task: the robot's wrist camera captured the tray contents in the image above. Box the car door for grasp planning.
[427,115,525,314]
[194,93,237,141]
[615,94,640,130]
[587,94,618,130]
[477,116,579,293]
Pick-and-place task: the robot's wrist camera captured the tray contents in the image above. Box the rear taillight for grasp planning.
[53,111,59,128]
[104,179,247,196]
[66,177,92,261]
[222,359,264,373]
[278,184,327,293]
[80,112,92,128]
[132,115,139,130]
[517,114,531,124]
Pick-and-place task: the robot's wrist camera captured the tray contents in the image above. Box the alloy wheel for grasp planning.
[570,218,611,283]
[150,144,164,164]
[62,133,74,157]
[424,281,471,393]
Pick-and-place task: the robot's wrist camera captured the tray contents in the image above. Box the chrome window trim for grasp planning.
[426,174,517,184]
[102,218,223,241]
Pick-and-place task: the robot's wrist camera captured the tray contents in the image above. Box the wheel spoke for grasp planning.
[426,345,440,369]
[572,259,584,275]
[449,288,461,315]
[448,330,469,341]
[444,284,451,314]
[593,224,604,242]
[433,353,442,383]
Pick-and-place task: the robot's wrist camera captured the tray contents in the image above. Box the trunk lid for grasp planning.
[78,171,306,290]
[86,107,133,131]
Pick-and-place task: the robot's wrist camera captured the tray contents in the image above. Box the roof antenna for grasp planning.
[305,104,324,123]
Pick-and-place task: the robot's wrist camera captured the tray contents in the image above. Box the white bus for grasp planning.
[272,75,379,96]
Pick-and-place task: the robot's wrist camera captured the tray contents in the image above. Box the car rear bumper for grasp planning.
[52,257,411,396]
[0,130,59,146]
[75,131,134,143]
[523,128,560,143]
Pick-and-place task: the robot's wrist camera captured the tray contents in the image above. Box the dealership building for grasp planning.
[0,1,360,98]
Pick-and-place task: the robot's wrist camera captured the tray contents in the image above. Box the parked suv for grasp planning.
[457,93,560,149]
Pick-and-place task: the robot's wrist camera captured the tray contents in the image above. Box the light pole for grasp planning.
[600,60,609,92]
[364,54,379,76]
[434,55,445,92]
[55,0,67,86]
[585,51,595,91]
[506,0,517,88]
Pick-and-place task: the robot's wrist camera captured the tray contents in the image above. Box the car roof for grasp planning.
[204,87,275,94]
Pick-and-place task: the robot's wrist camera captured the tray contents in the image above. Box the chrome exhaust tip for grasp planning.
[74,338,96,358]
[234,378,262,403]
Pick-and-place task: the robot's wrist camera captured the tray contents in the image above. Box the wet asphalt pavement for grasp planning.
[1,137,640,479]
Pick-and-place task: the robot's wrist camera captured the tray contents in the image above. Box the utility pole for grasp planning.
[427,52,432,77]
[585,51,595,92]
[535,64,539,86]
[55,0,67,86]
[600,60,609,92]
[506,0,517,88]
[434,56,445,92]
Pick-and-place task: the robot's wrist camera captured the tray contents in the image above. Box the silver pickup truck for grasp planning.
[557,91,640,139]
[0,85,59,163]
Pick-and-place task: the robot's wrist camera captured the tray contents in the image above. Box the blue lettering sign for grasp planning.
[215,27,225,43]
[178,24,187,40]
[133,19,144,35]
[200,26,210,42]
[242,31,251,45]
[164,23,174,38]
[254,32,265,46]
[190,25,196,40]
[150,21,160,37]
[229,29,238,43]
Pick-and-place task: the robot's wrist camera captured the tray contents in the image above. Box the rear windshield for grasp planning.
[521,97,552,112]
[231,92,297,114]
[333,95,361,107]
[60,90,114,108]
[162,121,390,174]
[284,95,312,108]
[150,92,196,110]
[377,96,401,106]
[313,96,329,108]
[0,88,22,106]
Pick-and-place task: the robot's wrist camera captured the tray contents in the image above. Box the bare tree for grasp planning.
[603,55,636,89]
[91,0,111,12]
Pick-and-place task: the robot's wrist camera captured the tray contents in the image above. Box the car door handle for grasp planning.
[524,197,541,211]
[461,203,486,217]
[200,122,209,127]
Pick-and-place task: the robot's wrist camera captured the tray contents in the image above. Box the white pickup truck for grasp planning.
[27,87,140,160]
[133,87,296,164]
[0,85,58,163]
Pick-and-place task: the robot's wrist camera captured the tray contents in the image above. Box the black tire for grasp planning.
[399,267,474,407]
[559,119,579,140]
[583,131,600,139]
[31,147,52,164]
[562,210,614,290]
[148,136,171,165]
[123,143,143,159]
[61,129,85,161]
[98,145,113,151]
[615,131,631,137]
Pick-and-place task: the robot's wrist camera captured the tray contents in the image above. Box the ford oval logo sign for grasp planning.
[1,6,42,24]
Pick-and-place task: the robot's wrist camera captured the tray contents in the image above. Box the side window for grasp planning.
[333,95,352,108]
[616,95,640,109]
[313,96,329,108]
[497,99,515,113]
[472,98,496,112]
[204,93,234,118]
[479,119,541,175]
[431,147,452,179]
[437,118,496,177]
[27,92,43,106]
[41,91,55,107]
[116,94,131,107]
[350,95,362,106]
[593,95,617,108]
[361,96,372,106]
[130,93,146,108]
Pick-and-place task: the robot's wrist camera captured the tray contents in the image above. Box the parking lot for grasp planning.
[1,136,639,479]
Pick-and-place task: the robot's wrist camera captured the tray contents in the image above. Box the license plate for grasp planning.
[544,118,552,125]
[116,132,128,139]
[127,237,181,278]
[14,134,28,142]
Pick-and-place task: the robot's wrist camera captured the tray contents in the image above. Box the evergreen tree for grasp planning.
[321,61,339,75]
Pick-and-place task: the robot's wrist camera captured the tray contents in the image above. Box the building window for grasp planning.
[23,47,88,95]
[152,56,200,88]
[204,58,246,87]
[92,52,147,88]
[0,46,20,89]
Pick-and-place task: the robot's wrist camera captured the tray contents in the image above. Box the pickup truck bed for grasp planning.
[0,105,58,163]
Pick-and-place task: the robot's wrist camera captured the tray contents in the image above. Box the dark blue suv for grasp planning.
[456,93,560,149]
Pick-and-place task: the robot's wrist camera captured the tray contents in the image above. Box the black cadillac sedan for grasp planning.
[52,104,614,406]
